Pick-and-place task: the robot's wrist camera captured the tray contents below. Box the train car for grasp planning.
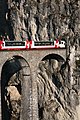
[31,40,65,49]
[0,40,65,50]
[0,40,29,50]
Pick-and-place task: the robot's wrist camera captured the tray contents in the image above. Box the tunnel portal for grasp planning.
[1,56,31,120]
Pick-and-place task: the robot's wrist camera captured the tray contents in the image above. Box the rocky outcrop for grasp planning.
[37,58,80,120]
[0,0,79,44]
[6,86,21,120]
[5,71,22,120]
[0,0,80,120]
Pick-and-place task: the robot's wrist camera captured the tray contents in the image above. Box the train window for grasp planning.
[2,43,4,47]
[34,41,54,46]
[61,41,65,45]
[5,41,25,46]
[59,41,61,44]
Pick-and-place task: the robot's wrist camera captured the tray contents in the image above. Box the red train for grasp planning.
[0,40,65,50]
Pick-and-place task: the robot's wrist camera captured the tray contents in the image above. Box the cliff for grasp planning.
[0,0,80,43]
[0,0,80,120]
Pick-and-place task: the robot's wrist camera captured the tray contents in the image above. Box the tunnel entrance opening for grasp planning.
[42,53,65,62]
[1,55,31,120]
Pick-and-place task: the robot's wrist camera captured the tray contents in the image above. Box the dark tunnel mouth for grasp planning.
[1,55,30,83]
[42,54,65,62]
[1,57,22,84]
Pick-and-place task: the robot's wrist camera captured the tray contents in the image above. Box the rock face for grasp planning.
[37,58,80,120]
[0,0,80,120]
[0,0,80,43]
[4,71,22,120]
[6,86,21,120]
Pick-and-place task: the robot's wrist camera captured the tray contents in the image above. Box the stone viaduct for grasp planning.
[0,49,66,120]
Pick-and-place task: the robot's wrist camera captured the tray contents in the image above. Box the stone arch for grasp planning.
[42,53,65,62]
[1,55,31,120]
[37,54,65,120]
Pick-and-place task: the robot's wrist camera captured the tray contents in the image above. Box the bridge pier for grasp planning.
[31,71,39,120]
